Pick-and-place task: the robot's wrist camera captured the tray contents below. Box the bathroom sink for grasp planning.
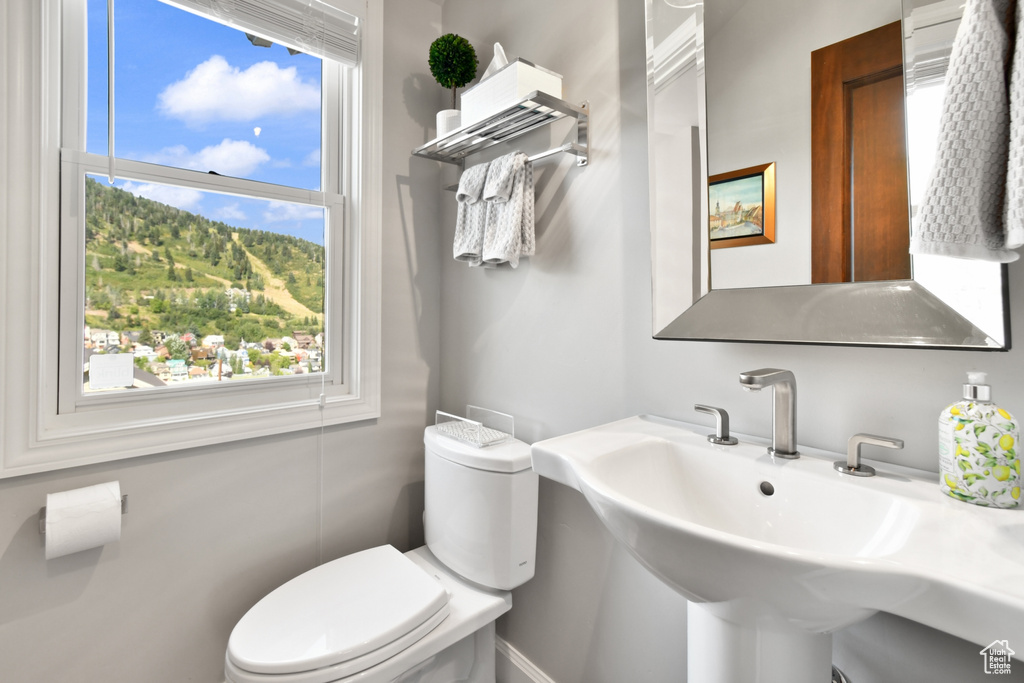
[532,415,1024,681]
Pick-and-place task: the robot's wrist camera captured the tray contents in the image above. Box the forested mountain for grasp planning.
[84,177,325,349]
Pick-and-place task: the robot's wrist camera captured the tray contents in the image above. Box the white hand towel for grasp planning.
[453,161,490,265]
[1004,1,1024,248]
[483,150,522,203]
[909,0,1020,262]
[482,152,535,268]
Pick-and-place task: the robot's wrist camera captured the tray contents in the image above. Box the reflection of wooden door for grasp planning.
[811,21,910,284]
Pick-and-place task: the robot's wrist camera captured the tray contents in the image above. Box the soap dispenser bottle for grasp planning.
[939,372,1020,508]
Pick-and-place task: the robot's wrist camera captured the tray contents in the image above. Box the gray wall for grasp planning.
[0,1,443,681]
[439,0,1024,682]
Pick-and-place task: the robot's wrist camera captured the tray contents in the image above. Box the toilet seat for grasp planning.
[226,545,450,683]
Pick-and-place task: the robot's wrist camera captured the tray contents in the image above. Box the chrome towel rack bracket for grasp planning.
[412,91,589,170]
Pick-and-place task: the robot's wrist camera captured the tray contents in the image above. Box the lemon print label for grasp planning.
[939,399,1020,508]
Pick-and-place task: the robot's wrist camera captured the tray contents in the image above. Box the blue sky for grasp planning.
[87,0,325,245]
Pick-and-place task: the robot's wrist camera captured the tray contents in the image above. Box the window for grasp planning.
[72,0,333,396]
[0,0,381,476]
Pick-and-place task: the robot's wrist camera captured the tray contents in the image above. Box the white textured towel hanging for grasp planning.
[453,161,491,266]
[481,151,535,268]
[910,0,1022,262]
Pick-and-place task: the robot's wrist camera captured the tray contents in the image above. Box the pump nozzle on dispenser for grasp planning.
[963,372,992,402]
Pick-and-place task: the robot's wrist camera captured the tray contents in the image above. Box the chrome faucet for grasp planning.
[738,368,799,458]
[834,433,904,477]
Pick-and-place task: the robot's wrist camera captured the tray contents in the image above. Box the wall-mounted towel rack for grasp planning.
[412,91,589,168]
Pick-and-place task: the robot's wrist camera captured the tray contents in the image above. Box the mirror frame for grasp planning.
[647,0,1011,350]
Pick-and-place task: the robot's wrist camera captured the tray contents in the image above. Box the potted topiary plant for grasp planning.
[428,33,478,137]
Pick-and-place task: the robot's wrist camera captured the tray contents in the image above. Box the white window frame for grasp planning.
[0,0,381,478]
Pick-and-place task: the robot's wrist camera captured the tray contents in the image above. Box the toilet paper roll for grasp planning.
[45,481,122,560]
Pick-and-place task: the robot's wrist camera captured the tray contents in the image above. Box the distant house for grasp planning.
[153,363,171,382]
[151,330,168,345]
[167,359,188,381]
[134,345,158,363]
[292,331,314,349]
[90,330,120,350]
[188,366,208,379]
[202,334,225,349]
[154,344,169,359]
[191,347,213,362]
[180,332,196,345]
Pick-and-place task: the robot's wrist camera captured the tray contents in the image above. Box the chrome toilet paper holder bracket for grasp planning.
[38,495,128,535]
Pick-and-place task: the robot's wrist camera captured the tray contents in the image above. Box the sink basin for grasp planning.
[532,415,1024,682]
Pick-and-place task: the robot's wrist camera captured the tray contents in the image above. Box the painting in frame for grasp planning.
[708,162,776,249]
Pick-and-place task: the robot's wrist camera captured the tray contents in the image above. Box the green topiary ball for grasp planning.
[428,34,478,109]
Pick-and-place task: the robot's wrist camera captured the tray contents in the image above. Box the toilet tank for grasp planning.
[423,426,538,591]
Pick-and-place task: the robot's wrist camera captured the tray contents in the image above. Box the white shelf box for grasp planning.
[462,59,563,128]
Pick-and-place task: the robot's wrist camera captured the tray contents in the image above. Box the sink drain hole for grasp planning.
[759,481,775,496]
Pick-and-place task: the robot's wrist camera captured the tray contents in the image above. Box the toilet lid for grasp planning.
[228,545,450,676]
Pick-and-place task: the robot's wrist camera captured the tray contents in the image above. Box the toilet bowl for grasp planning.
[225,427,537,683]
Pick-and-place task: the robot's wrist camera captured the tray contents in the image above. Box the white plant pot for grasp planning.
[436,109,461,137]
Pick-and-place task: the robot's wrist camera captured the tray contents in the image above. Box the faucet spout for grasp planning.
[738,368,798,458]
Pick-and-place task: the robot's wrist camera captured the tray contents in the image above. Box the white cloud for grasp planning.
[263,201,323,223]
[214,203,247,222]
[157,55,320,125]
[146,139,270,178]
[302,149,321,167]
[120,182,203,211]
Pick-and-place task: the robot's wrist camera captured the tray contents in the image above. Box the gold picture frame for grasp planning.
[708,162,776,249]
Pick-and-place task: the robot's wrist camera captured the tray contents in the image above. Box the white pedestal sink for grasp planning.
[531,415,1024,682]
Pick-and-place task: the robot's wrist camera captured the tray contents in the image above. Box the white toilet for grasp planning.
[224,426,538,683]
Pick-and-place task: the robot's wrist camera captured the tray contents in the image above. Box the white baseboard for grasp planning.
[495,636,557,683]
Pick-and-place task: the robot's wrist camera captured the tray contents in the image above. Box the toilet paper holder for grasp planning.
[38,495,128,535]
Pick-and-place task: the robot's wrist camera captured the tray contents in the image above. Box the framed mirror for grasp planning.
[646,0,1010,349]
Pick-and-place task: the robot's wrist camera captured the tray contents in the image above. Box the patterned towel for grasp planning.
[481,151,535,268]
[910,0,1021,262]
[1006,1,1024,248]
[453,160,491,266]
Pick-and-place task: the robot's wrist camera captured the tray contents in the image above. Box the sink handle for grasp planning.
[834,433,904,477]
[694,404,739,445]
